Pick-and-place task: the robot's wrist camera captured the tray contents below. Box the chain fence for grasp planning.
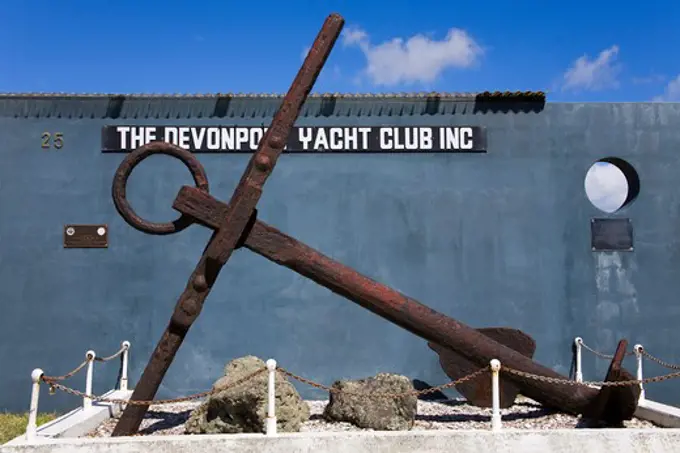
[39,360,680,407]
[577,339,636,359]
[640,349,680,371]
[93,344,128,363]
[42,343,129,383]
[575,339,680,370]
[22,344,680,440]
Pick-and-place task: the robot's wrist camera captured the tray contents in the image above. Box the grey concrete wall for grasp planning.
[2,99,680,412]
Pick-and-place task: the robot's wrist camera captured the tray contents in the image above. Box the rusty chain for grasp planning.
[578,340,680,371]
[41,367,268,406]
[41,366,488,405]
[42,360,90,382]
[577,339,635,359]
[502,366,680,386]
[94,344,129,363]
[40,360,680,407]
[276,366,489,398]
[640,348,680,370]
[41,344,130,381]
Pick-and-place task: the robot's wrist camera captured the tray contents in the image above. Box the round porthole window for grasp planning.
[584,157,640,213]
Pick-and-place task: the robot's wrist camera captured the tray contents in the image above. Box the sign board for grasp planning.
[63,224,109,249]
[101,125,487,153]
[591,218,633,252]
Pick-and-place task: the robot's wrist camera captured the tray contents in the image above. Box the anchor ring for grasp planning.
[112,142,210,235]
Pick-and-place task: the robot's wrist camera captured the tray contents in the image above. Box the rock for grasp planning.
[412,379,449,401]
[185,356,310,434]
[323,373,417,430]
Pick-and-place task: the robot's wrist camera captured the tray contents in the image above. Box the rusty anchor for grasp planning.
[109,13,639,436]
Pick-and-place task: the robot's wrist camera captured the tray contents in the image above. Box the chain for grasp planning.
[41,345,130,381]
[502,366,680,386]
[579,341,680,370]
[42,360,90,382]
[42,366,487,404]
[640,349,680,370]
[94,345,128,362]
[41,360,680,407]
[42,367,268,406]
[578,340,635,359]
[276,366,489,398]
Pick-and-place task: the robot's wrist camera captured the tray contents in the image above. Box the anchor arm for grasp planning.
[173,185,601,415]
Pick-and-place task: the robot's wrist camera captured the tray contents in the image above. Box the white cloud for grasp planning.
[584,162,629,213]
[652,74,680,101]
[562,45,621,92]
[341,26,483,86]
[342,28,369,47]
[632,74,665,85]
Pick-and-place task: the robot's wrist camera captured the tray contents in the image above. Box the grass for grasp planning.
[0,412,58,444]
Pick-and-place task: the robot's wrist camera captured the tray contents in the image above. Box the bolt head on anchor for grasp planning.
[254,154,272,171]
[193,274,208,292]
[266,359,277,371]
[86,350,96,360]
[268,135,285,150]
[121,340,131,349]
[634,344,644,355]
[490,359,501,371]
[574,337,583,346]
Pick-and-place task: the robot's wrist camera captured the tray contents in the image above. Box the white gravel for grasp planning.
[85,397,658,437]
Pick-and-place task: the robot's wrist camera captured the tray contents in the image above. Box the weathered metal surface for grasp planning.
[428,327,536,408]
[63,224,108,249]
[582,339,641,426]
[171,187,638,420]
[110,13,345,436]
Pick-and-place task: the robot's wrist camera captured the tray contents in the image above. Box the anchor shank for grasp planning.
[242,220,600,414]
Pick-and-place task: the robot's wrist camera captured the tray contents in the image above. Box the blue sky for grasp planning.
[2,0,680,102]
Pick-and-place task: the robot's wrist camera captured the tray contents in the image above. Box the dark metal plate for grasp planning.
[591,218,633,252]
[63,224,108,249]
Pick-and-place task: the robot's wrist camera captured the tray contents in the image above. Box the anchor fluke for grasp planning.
[429,327,536,408]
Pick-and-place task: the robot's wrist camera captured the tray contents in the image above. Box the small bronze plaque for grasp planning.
[63,224,108,249]
[591,218,633,252]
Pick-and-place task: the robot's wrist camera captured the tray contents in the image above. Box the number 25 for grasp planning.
[41,132,64,149]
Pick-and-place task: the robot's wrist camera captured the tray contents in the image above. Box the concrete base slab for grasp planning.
[3,429,680,453]
[636,399,680,428]
[4,391,680,453]
[3,389,131,446]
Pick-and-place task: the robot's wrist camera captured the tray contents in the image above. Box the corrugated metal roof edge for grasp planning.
[0,91,546,100]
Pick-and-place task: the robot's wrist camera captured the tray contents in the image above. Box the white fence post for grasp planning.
[25,368,43,441]
[490,359,502,431]
[634,344,645,403]
[120,341,130,392]
[574,337,583,383]
[84,350,96,410]
[265,359,277,436]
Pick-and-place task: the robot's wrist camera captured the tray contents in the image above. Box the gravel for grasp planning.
[85,397,659,437]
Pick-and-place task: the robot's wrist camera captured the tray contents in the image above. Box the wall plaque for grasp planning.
[63,224,108,249]
[591,218,633,252]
